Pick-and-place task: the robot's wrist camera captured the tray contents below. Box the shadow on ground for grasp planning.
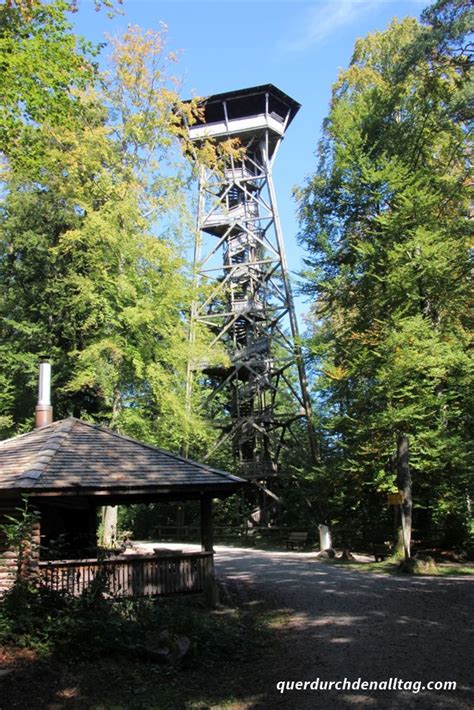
[213,545,474,709]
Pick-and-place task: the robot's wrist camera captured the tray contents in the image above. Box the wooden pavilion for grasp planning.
[0,417,244,598]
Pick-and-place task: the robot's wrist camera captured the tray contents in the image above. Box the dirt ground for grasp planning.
[213,545,474,709]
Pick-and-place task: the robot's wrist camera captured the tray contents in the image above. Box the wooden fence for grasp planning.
[39,552,213,598]
[147,524,291,541]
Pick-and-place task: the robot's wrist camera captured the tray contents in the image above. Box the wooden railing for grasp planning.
[39,552,213,598]
[144,525,290,541]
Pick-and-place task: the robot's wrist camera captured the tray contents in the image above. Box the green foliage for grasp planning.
[0,496,40,581]
[0,577,265,670]
[0,0,100,171]
[0,568,177,657]
[0,7,215,454]
[0,496,39,549]
[118,501,200,540]
[297,1,473,545]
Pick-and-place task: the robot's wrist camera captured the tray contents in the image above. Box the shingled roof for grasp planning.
[0,418,244,498]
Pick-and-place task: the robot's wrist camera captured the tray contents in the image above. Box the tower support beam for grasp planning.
[186,84,317,489]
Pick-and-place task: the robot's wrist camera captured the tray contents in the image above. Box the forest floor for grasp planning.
[0,545,473,709]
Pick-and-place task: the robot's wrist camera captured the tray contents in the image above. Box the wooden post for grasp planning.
[176,503,185,538]
[200,497,217,606]
[200,497,214,553]
[393,502,399,546]
[396,435,412,561]
[86,504,98,555]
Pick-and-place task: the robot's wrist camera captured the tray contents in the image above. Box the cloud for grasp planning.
[283,1,380,52]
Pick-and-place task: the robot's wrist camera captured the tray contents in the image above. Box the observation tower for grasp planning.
[186,85,317,513]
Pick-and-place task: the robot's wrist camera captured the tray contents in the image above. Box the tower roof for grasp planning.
[189,84,301,128]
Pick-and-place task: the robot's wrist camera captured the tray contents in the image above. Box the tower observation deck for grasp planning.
[186,85,317,498]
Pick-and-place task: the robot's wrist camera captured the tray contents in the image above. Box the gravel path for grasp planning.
[214,545,473,709]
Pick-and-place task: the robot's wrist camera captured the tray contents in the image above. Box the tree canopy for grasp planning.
[0,1,214,454]
[296,0,473,545]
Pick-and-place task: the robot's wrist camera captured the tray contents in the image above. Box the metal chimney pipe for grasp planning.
[35,362,53,428]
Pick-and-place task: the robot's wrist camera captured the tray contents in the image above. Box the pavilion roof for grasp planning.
[0,418,244,499]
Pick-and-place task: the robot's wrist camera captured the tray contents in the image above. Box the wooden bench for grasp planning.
[286,532,308,550]
[372,543,391,562]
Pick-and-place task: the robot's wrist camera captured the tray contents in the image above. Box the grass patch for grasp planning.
[325,558,474,576]
[434,564,474,576]
[329,558,400,575]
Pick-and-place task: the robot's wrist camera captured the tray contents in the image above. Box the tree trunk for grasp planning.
[396,435,412,560]
[101,506,118,547]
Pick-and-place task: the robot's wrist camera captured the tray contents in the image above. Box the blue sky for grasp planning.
[73,0,430,318]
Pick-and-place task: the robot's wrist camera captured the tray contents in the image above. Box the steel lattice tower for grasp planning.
[186,85,317,493]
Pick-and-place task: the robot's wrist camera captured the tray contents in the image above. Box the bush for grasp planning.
[0,578,252,664]
[0,578,146,656]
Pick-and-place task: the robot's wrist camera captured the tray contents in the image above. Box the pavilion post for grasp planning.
[200,496,218,606]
